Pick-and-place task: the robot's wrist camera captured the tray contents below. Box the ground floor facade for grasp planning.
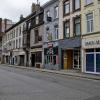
[2,49,26,66]
[82,34,100,74]
[43,41,59,70]
[30,46,43,68]
[43,37,81,71]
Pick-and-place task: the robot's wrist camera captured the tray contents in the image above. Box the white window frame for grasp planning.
[86,13,93,33]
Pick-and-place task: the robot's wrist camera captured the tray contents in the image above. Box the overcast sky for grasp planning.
[0,0,49,22]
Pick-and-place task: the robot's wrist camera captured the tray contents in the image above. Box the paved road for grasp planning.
[0,65,100,100]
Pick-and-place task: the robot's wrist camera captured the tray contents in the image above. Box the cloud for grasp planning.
[0,0,49,22]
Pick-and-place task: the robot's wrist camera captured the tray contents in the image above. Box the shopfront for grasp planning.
[44,42,59,70]
[82,35,100,74]
[59,37,81,70]
[30,47,42,68]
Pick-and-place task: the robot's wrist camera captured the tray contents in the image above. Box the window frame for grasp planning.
[86,13,93,33]
[54,6,59,19]
[73,0,81,11]
[63,0,70,16]
[73,16,81,36]
[63,20,70,38]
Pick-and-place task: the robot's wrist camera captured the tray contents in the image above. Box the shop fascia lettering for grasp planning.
[85,40,100,46]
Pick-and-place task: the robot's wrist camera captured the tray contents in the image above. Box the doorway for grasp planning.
[19,55,24,66]
[31,54,35,67]
[63,50,73,69]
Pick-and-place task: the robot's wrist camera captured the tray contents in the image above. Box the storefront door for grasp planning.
[63,50,73,69]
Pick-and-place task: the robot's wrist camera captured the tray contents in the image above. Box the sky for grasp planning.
[0,0,49,22]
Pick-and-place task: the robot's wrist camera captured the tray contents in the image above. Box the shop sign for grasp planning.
[48,43,53,48]
[85,40,100,46]
[83,37,100,48]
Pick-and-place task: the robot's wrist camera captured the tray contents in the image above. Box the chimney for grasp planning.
[20,14,24,20]
[31,3,36,13]
[35,4,40,13]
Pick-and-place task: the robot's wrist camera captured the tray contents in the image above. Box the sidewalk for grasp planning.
[1,64,100,80]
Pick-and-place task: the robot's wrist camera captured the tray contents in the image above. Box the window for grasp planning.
[54,26,59,40]
[16,39,18,48]
[73,0,80,10]
[36,16,39,25]
[13,40,15,49]
[86,49,100,73]
[54,6,59,19]
[19,38,21,48]
[63,1,70,15]
[44,47,58,65]
[35,29,39,43]
[74,17,81,36]
[64,20,70,38]
[86,13,93,33]
[86,0,93,5]
[16,28,18,37]
[46,10,50,17]
[19,27,21,36]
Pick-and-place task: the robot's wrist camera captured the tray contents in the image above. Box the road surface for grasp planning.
[0,65,100,100]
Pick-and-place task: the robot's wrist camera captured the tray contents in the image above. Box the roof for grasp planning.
[42,0,59,8]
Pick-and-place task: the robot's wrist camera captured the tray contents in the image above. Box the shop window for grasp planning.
[86,49,94,52]
[86,54,94,72]
[53,56,56,65]
[96,48,100,52]
[96,54,100,72]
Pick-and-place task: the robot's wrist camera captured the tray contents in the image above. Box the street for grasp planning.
[0,65,100,100]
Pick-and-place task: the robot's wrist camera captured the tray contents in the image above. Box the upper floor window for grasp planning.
[64,20,70,38]
[63,1,70,15]
[73,0,80,10]
[16,28,18,37]
[85,0,93,5]
[16,39,18,48]
[34,29,39,43]
[36,16,39,25]
[54,6,59,19]
[19,27,21,36]
[46,10,50,17]
[54,25,59,40]
[74,17,81,36]
[86,13,93,33]
[19,38,21,48]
